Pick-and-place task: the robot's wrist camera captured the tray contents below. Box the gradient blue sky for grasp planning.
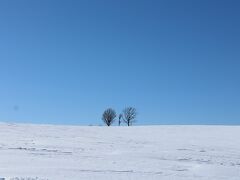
[0,0,239,125]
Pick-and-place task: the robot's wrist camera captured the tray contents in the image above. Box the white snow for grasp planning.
[0,123,240,180]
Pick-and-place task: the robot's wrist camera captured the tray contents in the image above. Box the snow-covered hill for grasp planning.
[0,123,240,180]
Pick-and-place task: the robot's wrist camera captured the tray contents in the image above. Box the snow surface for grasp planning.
[0,123,240,180]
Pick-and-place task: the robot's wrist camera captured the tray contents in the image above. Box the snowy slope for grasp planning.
[0,123,240,180]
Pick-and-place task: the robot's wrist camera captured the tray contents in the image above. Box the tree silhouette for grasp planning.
[118,114,122,126]
[102,108,116,126]
[123,107,137,126]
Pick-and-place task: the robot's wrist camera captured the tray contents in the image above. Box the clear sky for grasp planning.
[0,0,239,125]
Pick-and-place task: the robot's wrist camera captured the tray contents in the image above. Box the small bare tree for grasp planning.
[123,107,137,126]
[118,113,122,126]
[102,108,116,126]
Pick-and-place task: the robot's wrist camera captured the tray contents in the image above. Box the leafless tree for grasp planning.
[102,108,116,126]
[123,107,137,126]
[118,113,122,126]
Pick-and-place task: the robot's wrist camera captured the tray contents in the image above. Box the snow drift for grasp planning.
[0,123,240,180]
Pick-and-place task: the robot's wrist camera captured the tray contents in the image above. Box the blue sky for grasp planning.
[0,0,239,125]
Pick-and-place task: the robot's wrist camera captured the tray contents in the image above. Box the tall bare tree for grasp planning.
[102,108,116,126]
[123,107,137,126]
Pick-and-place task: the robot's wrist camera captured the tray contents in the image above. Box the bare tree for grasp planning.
[123,107,137,126]
[118,114,122,126]
[102,108,116,126]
